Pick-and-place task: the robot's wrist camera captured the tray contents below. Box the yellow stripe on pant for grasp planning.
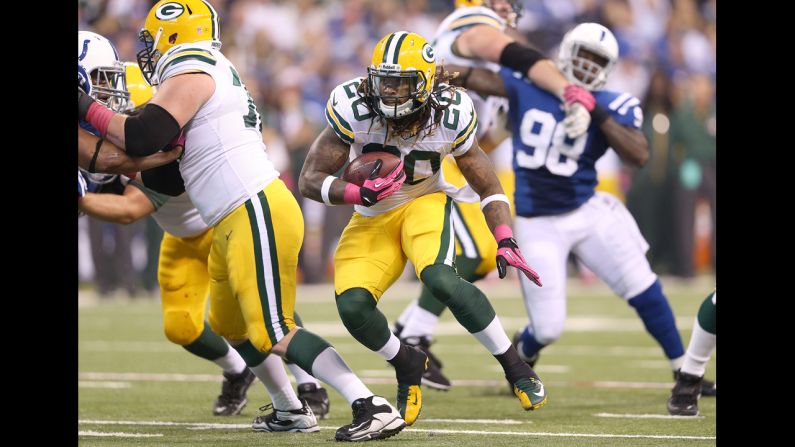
[334,192,454,300]
[158,228,214,345]
[208,179,301,352]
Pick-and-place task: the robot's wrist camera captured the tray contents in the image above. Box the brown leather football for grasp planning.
[342,151,402,186]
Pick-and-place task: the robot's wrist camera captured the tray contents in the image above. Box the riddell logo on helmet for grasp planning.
[155,2,185,20]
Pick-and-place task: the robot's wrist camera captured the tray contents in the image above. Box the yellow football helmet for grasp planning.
[124,62,155,110]
[367,31,436,119]
[137,0,221,84]
[455,0,484,7]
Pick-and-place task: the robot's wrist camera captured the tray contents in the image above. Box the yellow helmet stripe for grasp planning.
[384,31,409,65]
[453,107,478,150]
[448,14,503,31]
[200,0,219,41]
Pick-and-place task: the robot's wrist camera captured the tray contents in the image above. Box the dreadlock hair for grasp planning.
[357,66,462,141]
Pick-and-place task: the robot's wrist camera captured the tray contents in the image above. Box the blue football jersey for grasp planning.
[499,68,643,217]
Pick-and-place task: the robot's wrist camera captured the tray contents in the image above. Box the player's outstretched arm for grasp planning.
[78,184,155,225]
[78,126,182,174]
[78,73,212,156]
[448,65,507,97]
[457,139,542,286]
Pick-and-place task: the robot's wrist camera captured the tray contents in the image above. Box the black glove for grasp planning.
[78,88,97,121]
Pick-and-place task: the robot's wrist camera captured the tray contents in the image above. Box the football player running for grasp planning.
[78,0,404,441]
[392,0,598,390]
[78,64,330,421]
[445,23,716,397]
[299,31,548,429]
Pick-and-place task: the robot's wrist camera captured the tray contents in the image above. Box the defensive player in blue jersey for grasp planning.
[447,23,716,396]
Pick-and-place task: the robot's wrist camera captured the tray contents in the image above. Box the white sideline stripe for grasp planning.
[78,381,131,389]
[78,430,162,438]
[78,420,714,440]
[79,372,674,389]
[594,413,705,420]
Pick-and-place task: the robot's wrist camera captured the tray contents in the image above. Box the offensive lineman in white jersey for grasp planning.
[77,0,406,441]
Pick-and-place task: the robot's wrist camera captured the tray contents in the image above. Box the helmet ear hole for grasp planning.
[168,33,178,44]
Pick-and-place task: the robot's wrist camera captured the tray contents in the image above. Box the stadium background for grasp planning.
[77,0,716,298]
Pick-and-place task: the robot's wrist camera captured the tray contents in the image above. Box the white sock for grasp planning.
[310,347,373,405]
[400,306,440,339]
[376,332,401,361]
[250,355,302,410]
[395,299,418,329]
[288,363,320,387]
[212,343,247,374]
[670,355,685,371]
[472,317,512,355]
[680,318,717,378]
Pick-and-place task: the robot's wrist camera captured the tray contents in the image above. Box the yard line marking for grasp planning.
[78,381,131,389]
[78,430,162,438]
[594,413,706,420]
[79,372,676,390]
[78,420,715,440]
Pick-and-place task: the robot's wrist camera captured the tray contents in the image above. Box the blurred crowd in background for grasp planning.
[77,0,716,298]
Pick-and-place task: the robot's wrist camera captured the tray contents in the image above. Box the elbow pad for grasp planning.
[140,160,185,197]
[124,103,181,156]
[499,42,545,75]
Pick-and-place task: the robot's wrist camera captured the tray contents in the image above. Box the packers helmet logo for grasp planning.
[155,2,185,20]
[421,43,435,63]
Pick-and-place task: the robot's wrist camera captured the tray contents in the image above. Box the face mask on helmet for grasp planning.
[557,23,618,91]
[137,0,222,85]
[78,31,130,112]
[367,68,428,119]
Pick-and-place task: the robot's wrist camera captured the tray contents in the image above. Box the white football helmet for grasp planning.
[557,23,619,91]
[78,30,129,112]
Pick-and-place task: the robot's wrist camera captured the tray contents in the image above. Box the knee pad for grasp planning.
[419,264,461,303]
[163,310,203,345]
[335,288,390,351]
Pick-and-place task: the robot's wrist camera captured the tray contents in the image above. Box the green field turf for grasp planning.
[78,276,716,446]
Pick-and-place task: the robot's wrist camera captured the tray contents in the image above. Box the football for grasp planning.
[342,151,402,187]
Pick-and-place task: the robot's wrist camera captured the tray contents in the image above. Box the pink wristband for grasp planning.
[493,224,513,242]
[85,102,114,136]
[343,182,363,205]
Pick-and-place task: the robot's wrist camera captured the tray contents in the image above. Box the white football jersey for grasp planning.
[129,181,210,238]
[155,41,279,227]
[326,77,478,216]
[433,6,505,139]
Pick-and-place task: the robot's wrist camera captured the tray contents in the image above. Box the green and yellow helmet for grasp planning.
[367,31,436,119]
[136,0,220,84]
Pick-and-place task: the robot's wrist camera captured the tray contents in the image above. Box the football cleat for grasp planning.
[513,376,548,411]
[394,345,428,425]
[252,400,319,432]
[335,395,406,442]
[667,370,702,416]
[213,368,256,416]
[297,383,330,419]
[674,369,716,397]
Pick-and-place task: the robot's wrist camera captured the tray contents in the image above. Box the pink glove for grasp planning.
[563,84,596,112]
[343,159,406,206]
[493,225,542,286]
